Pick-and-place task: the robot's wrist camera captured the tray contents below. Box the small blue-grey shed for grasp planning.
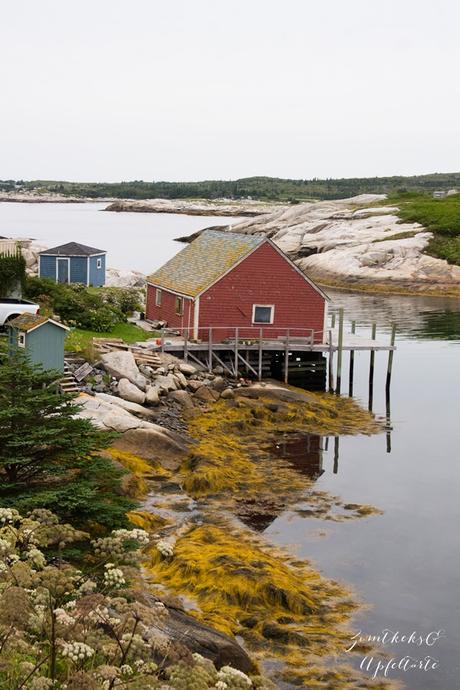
[39,241,106,287]
[8,313,69,373]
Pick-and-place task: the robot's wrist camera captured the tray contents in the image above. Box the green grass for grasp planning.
[65,322,155,354]
[372,230,420,243]
[386,192,460,265]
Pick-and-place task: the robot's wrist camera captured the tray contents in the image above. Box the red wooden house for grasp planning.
[145,230,329,343]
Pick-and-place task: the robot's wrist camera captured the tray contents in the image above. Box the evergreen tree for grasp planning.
[0,353,135,529]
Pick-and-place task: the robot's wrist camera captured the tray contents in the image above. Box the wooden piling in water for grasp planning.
[336,308,344,394]
[284,329,290,384]
[328,329,334,392]
[258,328,263,381]
[386,323,396,391]
[348,320,356,397]
[333,436,339,474]
[331,312,336,328]
[368,323,377,411]
[208,327,213,371]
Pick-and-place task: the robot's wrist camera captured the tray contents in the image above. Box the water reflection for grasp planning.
[237,433,325,532]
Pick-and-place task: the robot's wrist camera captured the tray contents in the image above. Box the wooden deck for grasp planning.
[143,321,396,385]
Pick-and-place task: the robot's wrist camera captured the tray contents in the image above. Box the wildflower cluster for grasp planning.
[0,509,265,689]
[156,538,175,558]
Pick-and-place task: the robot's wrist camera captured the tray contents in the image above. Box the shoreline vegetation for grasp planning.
[0,337,392,688]
[115,384,390,688]
[2,172,460,201]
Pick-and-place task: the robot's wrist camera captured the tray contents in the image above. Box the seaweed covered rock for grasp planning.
[134,591,253,673]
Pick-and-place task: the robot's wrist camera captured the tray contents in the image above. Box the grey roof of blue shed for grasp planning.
[40,242,105,256]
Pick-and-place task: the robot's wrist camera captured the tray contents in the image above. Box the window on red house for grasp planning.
[175,296,184,315]
[155,289,162,306]
[252,305,274,324]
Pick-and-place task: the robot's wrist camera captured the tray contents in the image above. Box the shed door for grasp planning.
[57,258,69,284]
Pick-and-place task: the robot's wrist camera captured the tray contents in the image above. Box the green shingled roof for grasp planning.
[147,230,266,297]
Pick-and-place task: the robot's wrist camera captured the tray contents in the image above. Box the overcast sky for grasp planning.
[1,0,459,182]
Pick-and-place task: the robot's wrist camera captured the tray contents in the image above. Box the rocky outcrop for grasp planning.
[118,378,146,404]
[105,267,146,288]
[100,351,147,391]
[225,195,460,293]
[134,591,252,673]
[76,394,189,470]
[104,198,282,217]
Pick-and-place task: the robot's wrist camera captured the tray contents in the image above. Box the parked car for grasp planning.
[0,298,40,328]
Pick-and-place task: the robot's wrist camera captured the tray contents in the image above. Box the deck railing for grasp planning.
[158,325,326,349]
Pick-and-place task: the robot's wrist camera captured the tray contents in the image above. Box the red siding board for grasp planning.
[145,242,326,343]
[146,285,194,331]
[200,243,325,342]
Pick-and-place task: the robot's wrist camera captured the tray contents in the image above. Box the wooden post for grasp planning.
[284,329,290,384]
[328,329,334,392]
[333,436,339,474]
[234,327,239,378]
[184,328,189,362]
[385,323,396,392]
[331,312,336,328]
[336,308,344,394]
[385,386,392,454]
[348,320,356,397]
[258,328,263,381]
[208,327,213,372]
[161,331,165,353]
[368,322,376,411]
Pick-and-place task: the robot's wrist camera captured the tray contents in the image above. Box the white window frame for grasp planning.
[17,333,26,348]
[175,296,184,316]
[96,257,102,269]
[155,288,162,306]
[252,304,275,324]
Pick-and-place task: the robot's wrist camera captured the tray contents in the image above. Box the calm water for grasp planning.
[0,201,238,273]
[266,291,460,690]
[2,203,459,689]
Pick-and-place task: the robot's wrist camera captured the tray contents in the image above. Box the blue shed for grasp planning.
[8,313,69,373]
[39,242,106,287]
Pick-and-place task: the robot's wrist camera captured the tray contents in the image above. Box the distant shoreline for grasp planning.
[0,193,281,217]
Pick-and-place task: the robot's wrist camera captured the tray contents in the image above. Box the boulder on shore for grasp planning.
[101,351,147,391]
[134,590,252,673]
[94,392,155,418]
[118,378,146,405]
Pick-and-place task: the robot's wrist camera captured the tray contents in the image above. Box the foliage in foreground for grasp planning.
[25,278,143,332]
[0,250,26,298]
[388,191,460,265]
[0,353,134,530]
[0,508,263,690]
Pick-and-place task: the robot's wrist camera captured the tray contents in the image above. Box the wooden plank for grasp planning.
[208,328,213,372]
[211,351,234,376]
[237,352,258,378]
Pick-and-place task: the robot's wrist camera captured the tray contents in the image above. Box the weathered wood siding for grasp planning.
[146,285,194,331]
[198,242,326,342]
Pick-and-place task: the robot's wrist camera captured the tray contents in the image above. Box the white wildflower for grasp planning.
[0,508,20,524]
[61,641,95,663]
[54,608,75,626]
[218,666,252,687]
[26,548,46,569]
[103,565,125,588]
[156,539,175,558]
[120,664,133,675]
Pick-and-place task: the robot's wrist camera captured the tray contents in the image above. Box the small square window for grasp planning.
[175,296,184,315]
[253,305,274,324]
[17,333,26,348]
[155,289,162,306]
[96,258,102,269]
